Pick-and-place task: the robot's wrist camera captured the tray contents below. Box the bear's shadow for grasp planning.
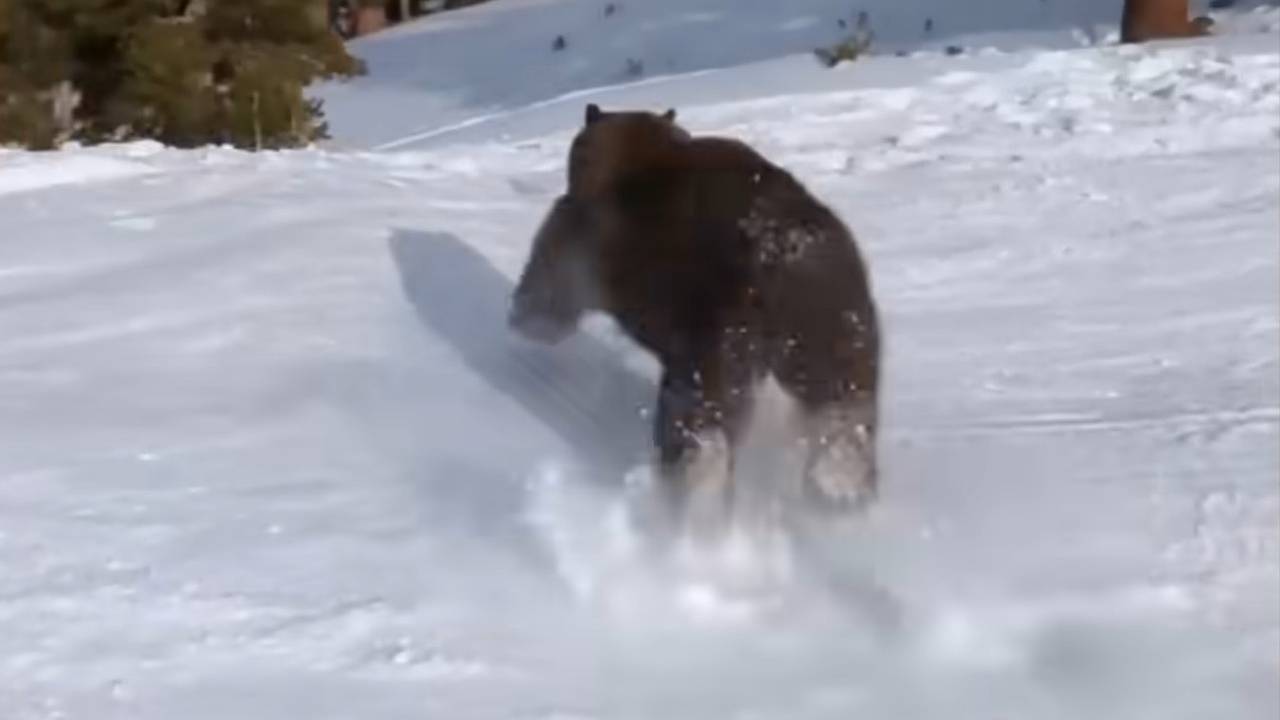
[387,229,655,481]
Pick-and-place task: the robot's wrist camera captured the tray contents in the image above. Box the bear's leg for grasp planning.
[797,397,878,515]
[773,328,879,515]
[652,357,753,544]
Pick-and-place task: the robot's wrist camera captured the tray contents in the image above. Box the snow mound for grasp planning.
[0,145,161,196]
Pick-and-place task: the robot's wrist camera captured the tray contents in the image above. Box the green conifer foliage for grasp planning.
[113,19,217,145]
[0,0,365,150]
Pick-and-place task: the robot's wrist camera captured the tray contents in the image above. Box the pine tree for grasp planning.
[0,0,77,147]
[0,0,366,150]
[111,19,218,145]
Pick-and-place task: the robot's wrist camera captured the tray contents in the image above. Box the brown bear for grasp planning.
[509,104,881,541]
[1121,0,1214,44]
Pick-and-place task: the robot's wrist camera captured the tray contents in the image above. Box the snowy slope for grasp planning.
[314,0,1280,149]
[2,9,1280,720]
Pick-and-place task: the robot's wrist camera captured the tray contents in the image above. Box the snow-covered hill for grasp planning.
[2,3,1278,719]
[314,0,1280,149]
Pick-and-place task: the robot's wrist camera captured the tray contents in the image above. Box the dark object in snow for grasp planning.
[816,9,874,67]
[944,45,964,56]
[510,104,883,541]
[1208,0,1234,8]
[924,17,934,34]
[1120,0,1214,43]
[624,57,644,77]
[604,3,617,17]
[552,35,566,51]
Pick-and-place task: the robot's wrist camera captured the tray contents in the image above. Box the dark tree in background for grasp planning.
[0,0,365,150]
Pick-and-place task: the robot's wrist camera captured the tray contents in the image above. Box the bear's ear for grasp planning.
[585,103,603,125]
[662,108,677,121]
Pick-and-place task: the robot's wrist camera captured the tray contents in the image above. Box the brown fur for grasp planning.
[511,105,882,538]
[1121,0,1213,43]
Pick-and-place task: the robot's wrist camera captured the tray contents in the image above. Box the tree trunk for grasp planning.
[1121,0,1212,44]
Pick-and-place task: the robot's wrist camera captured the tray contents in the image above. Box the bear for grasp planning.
[509,104,881,542]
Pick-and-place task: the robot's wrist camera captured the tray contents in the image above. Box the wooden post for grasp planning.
[252,91,262,151]
[1121,0,1213,44]
[356,2,387,35]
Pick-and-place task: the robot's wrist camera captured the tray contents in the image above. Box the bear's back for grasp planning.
[596,133,873,358]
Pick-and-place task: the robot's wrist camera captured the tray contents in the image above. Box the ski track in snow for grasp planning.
[1,18,1278,720]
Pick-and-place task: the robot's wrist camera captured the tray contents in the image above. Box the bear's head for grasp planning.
[509,104,690,344]
[509,194,595,343]
[566,103,689,199]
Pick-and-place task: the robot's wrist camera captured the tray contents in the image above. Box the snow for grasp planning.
[2,1,1279,718]
[314,0,1280,150]
[317,0,1136,149]
[0,150,158,197]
